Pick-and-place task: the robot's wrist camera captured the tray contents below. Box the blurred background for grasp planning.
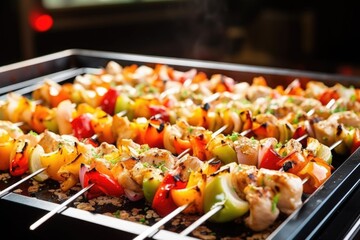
[1,0,360,76]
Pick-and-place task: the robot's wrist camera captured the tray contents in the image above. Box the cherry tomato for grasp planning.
[152,173,187,217]
[71,114,95,140]
[100,88,119,115]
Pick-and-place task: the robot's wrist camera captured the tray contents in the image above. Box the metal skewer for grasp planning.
[202,92,220,105]
[306,98,336,117]
[239,128,252,137]
[177,148,191,159]
[0,167,46,198]
[211,125,228,139]
[329,139,343,151]
[159,88,180,100]
[133,203,190,240]
[180,201,225,236]
[30,183,95,231]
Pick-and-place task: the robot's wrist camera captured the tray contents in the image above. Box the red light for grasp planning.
[30,12,53,32]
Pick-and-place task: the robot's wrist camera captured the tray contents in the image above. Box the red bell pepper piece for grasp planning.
[258,143,283,170]
[141,117,166,148]
[9,141,30,176]
[152,173,187,217]
[319,89,340,105]
[100,88,119,115]
[149,105,170,122]
[298,155,332,194]
[71,114,95,140]
[277,151,309,174]
[293,125,308,146]
[83,167,124,199]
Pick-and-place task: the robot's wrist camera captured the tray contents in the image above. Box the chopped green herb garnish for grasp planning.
[332,105,347,113]
[113,210,121,218]
[188,127,194,134]
[266,108,275,115]
[229,132,239,142]
[91,148,102,159]
[275,142,283,149]
[29,130,38,136]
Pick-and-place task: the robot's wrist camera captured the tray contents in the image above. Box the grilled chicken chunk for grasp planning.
[231,164,258,199]
[244,185,280,231]
[234,136,260,166]
[257,168,303,215]
[138,147,176,171]
[174,154,204,181]
[314,111,360,147]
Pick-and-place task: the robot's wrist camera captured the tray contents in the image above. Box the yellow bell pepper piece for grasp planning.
[171,171,206,214]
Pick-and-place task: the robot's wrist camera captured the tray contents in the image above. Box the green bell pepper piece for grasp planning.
[204,173,249,222]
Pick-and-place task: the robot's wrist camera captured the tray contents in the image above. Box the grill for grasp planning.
[0,49,359,240]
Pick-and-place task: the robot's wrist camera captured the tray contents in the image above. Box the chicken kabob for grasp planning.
[7,93,356,237]
[21,60,360,155]
[0,119,304,234]
[132,95,351,239]
[0,62,358,225]
[2,61,359,161]
[0,91,356,234]
[26,68,360,138]
[1,80,359,193]
[0,95,352,234]
[1,60,358,145]
[22,60,360,144]
[0,113,337,208]
[1,94,357,194]
[1,84,358,161]
[1,63,358,197]
[29,61,360,116]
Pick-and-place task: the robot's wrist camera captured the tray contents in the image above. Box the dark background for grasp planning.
[1,0,360,77]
